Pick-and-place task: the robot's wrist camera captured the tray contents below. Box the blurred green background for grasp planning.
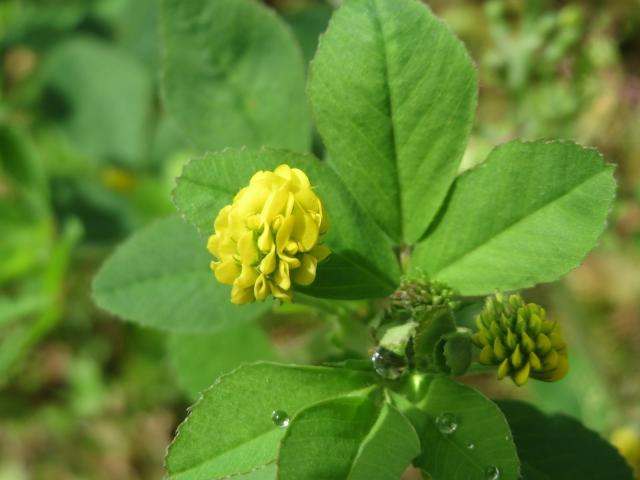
[1,0,639,478]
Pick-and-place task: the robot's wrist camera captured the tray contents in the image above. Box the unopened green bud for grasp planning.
[472,292,568,386]
[387,279,460,322]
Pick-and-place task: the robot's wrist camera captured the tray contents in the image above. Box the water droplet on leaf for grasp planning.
[485,466,501,480]
[434,412,458,434]
[466,442,475,449]
[371,347,407,380]
[271,410,290,428]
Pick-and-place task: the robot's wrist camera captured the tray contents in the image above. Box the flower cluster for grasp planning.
[387,279,460,322]
[207,164,330,304]
[472,292,568,386]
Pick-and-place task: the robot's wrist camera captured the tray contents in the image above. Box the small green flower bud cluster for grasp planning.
[472,293,568,386]
[388,279,460,321]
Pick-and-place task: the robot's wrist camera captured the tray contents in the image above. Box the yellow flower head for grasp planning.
[207,164,330,304]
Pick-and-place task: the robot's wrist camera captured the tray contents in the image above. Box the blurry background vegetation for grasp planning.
[0,0,639,478]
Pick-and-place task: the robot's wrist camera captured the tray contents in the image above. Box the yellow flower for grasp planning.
[207,164,330,304]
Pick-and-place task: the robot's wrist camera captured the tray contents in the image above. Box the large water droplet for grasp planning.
[466,442,475,450]
[485,466,501,480]
[371,347,407,380]
[271,410,290,428]
[434,413,458,434]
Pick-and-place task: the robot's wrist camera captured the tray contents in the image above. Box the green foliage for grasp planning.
[160,0,310,152]
[81,0,629,478]
[168,323,277,399]
[309,0,477,243]
[173,148,400,299]
[412,140,615,294]
[39,37,152,167]
[93,216,271,332]
[499,400,634,479]
[278,395,420,480]
[395,375,520,479]
[166,362,375,480]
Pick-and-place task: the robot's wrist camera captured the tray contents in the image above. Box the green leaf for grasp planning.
[168,322,277,399]
[413,308,456,370]
[166,362,375,480]
[435,330,472,376]
[93,216,271,332]
[40,37,152,166]
[498,400,634,480]
[173,148,400,299]
[278,394,420,480]
[309,0,477,242]
[395,374,520,480]
[160,0,310,152]
[412,140,616,295]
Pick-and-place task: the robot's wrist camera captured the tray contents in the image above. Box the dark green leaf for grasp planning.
[498,400,633,480]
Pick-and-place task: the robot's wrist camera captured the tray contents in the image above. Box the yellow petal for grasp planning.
[269,280,292,303]
[262,188,288,223]
[236,264,259,289]
[254,274,269,301]
[295,213,319,252]
[291,167,310,187]
[279,253,301,269]
[310,244,331,263]
[257,223,273,253]
[318,200,330,234]
[292,254,317,286]
[213,259,239,285]
[276,215,295,253]
[214,205,232,231]
[273,260,291,290]
[273,164,293,181]
[231,284,254,304]
[259,247,277,275]
[237,231,258,265]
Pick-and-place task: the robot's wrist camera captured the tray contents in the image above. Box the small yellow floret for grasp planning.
[208,164,330,304]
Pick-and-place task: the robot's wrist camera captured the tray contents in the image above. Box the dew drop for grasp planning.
[485,466,501,480]
[466,442,475,450]
[271,410,290,428]
[434,412,458,434]
[371,347,407,380]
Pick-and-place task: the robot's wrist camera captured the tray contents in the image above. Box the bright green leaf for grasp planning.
[160,0,310,152]
[412,140,616,294]
[166,362,375,480]
[309,0,477,242]
[395,374,520,480]
[168,323,277,399]
[92,216,271,332]
[278,394,420,480]
[498,400,634,480]
[173,148,400,299]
